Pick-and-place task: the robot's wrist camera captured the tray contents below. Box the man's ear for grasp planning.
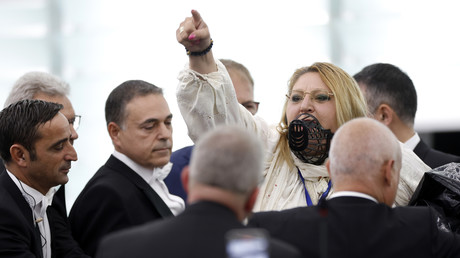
[10,144,29,167]
[382,159,398,206]
[382,160,395,187]
[181,166,190,194]
[326,159,331,178]
[108,122,121,145]
[374,104,394,127]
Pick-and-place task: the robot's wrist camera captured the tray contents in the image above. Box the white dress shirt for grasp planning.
[112,150,185,215]
[404,132,420,151]
[329,191,378,203]
[7,170,55,258]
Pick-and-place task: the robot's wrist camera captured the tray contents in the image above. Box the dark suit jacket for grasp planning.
[165,145,193,200]
[248,196,460,258]
[0,171,88,258]
[69,155,173,257]
[96,201,301,258]
[414,139,460,168]
[0,160,68,219]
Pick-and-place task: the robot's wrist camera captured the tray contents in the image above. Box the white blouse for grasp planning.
[177,59,430,211]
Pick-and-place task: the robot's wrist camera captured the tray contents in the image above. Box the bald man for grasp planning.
[249,117,460,258]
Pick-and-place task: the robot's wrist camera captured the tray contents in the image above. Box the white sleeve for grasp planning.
[176,59,271,145]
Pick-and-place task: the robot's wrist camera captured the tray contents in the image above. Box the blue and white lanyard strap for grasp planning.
[297,167,332,206]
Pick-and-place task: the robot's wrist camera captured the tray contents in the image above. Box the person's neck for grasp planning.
[6,165,50,195]
[187,185,247,221]
[333,183,383,203]
[388,120,415,143]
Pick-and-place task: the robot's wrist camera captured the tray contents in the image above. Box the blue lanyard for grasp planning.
[297,167,332,206]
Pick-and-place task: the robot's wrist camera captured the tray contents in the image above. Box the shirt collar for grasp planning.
[404,132,420,151]
[6,170,56,217]
[112,150,172,183]
[329,191,378,203]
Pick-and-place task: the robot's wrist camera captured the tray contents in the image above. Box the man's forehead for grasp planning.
[35,113,69,142]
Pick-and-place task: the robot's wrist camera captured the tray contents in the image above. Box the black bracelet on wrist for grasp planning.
[186,39,213,56]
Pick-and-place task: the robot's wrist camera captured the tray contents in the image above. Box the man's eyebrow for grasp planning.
[140,114,173,125]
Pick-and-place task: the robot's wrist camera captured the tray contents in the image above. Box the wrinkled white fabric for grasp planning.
[177,60,431,211]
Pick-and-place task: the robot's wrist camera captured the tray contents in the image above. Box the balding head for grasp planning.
[327,117,402,205]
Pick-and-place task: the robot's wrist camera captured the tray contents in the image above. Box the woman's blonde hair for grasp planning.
[276,62,368,168]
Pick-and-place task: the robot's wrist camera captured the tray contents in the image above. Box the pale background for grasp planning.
[1,0,459,209]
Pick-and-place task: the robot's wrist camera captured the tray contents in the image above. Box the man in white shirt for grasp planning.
[1,71,82,218]
[0,99,87,258]
[69,80,184,256]
[354,63,460,168]
[248,117,460,257]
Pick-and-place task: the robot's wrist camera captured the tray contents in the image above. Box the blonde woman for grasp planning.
[176,10,429,211]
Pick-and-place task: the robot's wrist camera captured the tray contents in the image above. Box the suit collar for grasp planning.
[6,170,56,219]
[187,201,236,215]
[413,139,430,158]
[184,201,243,226]
[0,172,35,223]
[0,171,43,256]
[326,196,381,206]
[105,155,152,190]
[105,155,174,218]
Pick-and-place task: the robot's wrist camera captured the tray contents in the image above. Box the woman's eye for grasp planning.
[314,94,331,102]
[291,94,303,103]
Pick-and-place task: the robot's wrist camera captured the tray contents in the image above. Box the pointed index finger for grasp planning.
[191,9,202,25]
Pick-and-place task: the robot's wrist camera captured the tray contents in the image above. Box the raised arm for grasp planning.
[176,10,217,74]
[175,10,271,145]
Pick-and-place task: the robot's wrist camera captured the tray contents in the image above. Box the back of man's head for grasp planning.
[0,99,63,163]
[189,125,263,196]
[328,117,402,205]
[220,59,259,115]
[353,63,417,126]
[5,71,70,107]
[105,80,163,127]
[220,59,254,88]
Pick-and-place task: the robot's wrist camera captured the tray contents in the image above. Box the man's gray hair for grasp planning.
[189,125,264,195]
[4,71,70,107]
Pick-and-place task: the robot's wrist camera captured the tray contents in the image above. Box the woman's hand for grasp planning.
[176,10,212,53]
[176,10,217,74]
